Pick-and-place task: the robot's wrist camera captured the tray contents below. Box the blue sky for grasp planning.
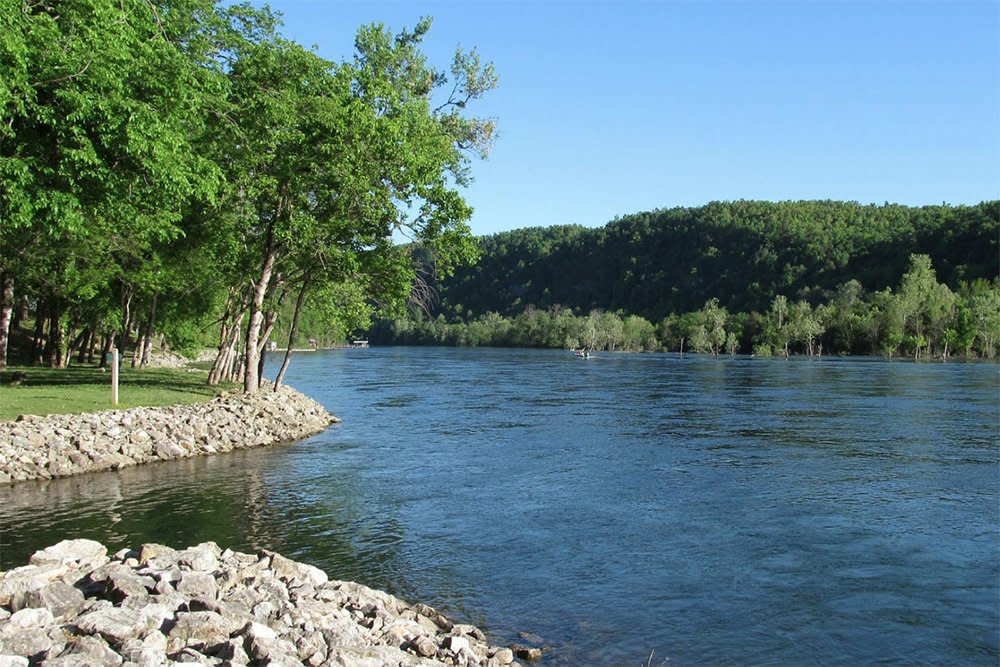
[266,0,999,237]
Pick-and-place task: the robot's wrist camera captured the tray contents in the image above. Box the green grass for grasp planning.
[0,364,239,421]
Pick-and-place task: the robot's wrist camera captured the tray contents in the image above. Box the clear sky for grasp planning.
[265,0,999,237]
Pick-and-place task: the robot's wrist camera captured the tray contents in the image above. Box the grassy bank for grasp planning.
[0,365,238,421]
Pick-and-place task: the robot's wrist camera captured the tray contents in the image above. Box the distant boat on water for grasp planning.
[574,348,591,359]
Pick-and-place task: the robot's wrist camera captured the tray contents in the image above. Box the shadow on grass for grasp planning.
[0,365,225,398]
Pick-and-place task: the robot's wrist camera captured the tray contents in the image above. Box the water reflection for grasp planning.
[0,443,410,598]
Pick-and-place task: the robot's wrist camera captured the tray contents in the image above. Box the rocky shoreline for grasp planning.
[0,385,337,485]
[0,539,523,666]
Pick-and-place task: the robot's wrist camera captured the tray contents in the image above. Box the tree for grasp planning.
[786,300,824,356]
[208,18,494,392]
[965,279,1000,358]
[1,0,235,367]
[766,295,791,358]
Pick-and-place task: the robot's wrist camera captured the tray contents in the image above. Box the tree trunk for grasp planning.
[11,293,26,331]
[78,328,95,364]
[139,294,157,367]
[32,297,46,365]
[119,283,134,363]
[209,306,246,386]
[66,327,89,366]
[254,307,280,385]
[0,272,13,369]
[244,244,279,393]
[275,277,310,390]
[131,331,144,368]
[99,333,112,368]
[46,299,64,368]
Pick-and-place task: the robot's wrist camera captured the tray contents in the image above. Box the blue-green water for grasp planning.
[1,348,997,665]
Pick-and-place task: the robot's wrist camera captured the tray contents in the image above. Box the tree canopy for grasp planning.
[437,200,998,322]
[372,200,999,359]
[1,0,496,385]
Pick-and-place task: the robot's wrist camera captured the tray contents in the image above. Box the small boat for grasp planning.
[574,348,591,359]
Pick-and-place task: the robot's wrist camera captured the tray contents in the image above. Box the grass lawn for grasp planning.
[0,364,238,421]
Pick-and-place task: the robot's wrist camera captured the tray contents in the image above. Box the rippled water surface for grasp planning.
[2,349,998,665]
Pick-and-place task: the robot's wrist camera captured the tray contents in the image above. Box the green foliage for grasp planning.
[374,253,1000,360]
[437,200,998,320]
[3,4,494,384]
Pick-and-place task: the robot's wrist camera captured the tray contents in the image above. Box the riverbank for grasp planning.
[0,539,521,666]
[0,384,337,485]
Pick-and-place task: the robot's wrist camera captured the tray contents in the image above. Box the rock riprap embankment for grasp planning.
[0,386,337,485]
[0,539,519,666]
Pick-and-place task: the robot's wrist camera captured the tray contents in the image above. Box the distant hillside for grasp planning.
[437,200,999,320]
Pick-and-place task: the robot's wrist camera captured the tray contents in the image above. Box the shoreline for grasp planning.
[0,384,337,485]
[0,539,523,666]
[0,397,539,664]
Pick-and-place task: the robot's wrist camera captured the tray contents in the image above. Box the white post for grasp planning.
[111,347,119,405]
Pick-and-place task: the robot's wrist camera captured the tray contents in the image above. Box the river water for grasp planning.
[1,348,997,665]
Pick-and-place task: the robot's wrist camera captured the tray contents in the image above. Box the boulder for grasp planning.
[74,605,146,645]
[29,540,107,569]
[165,611,232,653]
[47,635,123,666]
[22,581,84,618]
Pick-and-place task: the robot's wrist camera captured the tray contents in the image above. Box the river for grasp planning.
[1,348,997,665]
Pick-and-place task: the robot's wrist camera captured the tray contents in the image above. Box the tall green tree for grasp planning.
[205,18,494,392]
[1,0,230,367]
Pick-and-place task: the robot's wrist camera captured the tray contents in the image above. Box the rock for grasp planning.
[0,628,50,662]
[29,539,107,569]
[48,635,123,666]
[454,623,487,641]
[0,541,517,667]
[214,637,250,665]
[175,571,218,603]
[0,656,29,667]
[22,581,84,618]
[444,635,471,653]
[490,647,516,664]
[166,611,233,653]
[512,644,543,661]
[178,544,220,573]
[4,607,54,629]
[410,635,438,658]
[139,544,179,569]
[0,564,71,609]
[75,605,146,644]
[266,552,328,588]
[0,386,336,485]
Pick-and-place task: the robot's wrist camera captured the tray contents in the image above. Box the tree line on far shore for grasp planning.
[372,254,1000,359]
[372,200,1000,359]
[1,0,496,390]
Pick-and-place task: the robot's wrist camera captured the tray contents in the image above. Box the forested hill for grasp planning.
[438,200,999,321]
